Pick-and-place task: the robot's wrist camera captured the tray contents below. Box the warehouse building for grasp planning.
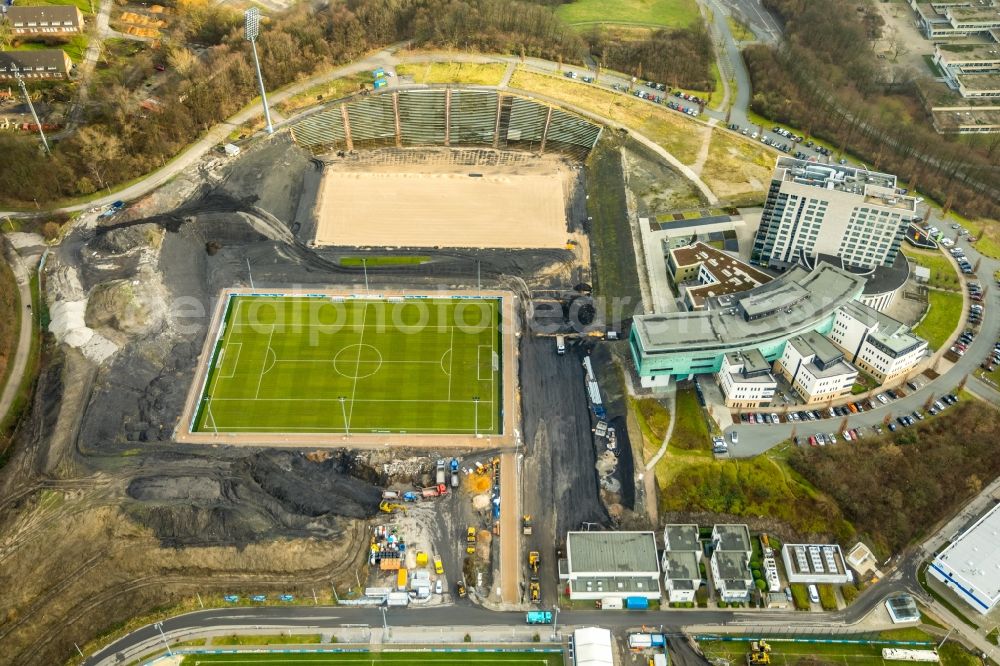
[929,503,1000,614]
[573,627,614,666]
[752,158,917,272]
[781,544,852,584]
[559,531,662,601]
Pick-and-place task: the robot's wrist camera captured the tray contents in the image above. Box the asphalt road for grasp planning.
[723,225,997,457]
[0,241,36,426]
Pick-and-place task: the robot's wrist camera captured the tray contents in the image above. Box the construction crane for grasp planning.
[379,500,407,514]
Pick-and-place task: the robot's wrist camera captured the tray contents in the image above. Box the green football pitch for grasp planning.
[194,296,502,435]
[180,652,563,665]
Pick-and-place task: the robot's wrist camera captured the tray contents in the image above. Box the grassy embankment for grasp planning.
[395,62,506,86]
[509,68,772,203]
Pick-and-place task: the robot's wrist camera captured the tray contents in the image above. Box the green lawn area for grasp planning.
[338,256,430,267]
[668,386,710,451]
[585,137,643,309]
[18,0,93,14]
[395,62,507,86]
[211,634,323,646]
[913,290,964,351]
[276,74,369,115]
[510,68,703,163]
[556,0,700,27]
[195,296,501,434]
[971,218,1000,259]
[181,652,564,665]
[629,395,671,457]
[655,443,852,538]
[902,247,961,291]
[922,53,945,77]
[698,632,983,666]
[8,34,88,62]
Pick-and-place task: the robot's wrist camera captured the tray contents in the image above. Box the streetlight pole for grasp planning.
[551,605,559,641]
[153,622,173,656]
[244,8,273,134]
[339,396,349,436]
[246,257,255,291]
[473,396,479,437]
[13,66,50,155]
[362,258,369,295]
[380,606,389,642]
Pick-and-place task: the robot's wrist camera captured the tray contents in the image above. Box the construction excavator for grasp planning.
[746,640,771,665]
[379,500,408,514]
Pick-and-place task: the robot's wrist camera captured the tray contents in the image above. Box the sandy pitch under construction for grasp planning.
[313,171,570,249]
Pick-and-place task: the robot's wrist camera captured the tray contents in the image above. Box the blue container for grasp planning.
[625,596,649,610]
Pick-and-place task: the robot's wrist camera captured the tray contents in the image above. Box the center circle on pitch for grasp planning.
[334,344,383,379]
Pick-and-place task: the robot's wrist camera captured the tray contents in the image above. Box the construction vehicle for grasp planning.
[433,556,444,575]
[746,640,771,665]
[456,580,467,598]
[379,500,407,514]
[450,458,460,488]
[420,484,448,498]
[528,551,540,574]
[522,515,533,536]
[436,459,447,485]
[526,610,551,624]
[416,551,428,567]
[529,577,540,602]
[466,526,477,554]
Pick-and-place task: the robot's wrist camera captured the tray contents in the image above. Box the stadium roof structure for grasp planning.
[930,503,1000,614]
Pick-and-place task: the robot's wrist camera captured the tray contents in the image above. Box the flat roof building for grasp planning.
[717,350,777,409]
[752,157,917,272]
[667,241,773,311]
[775,331,858,404]
[957,71,1000,97]
[713,524,751,556]
[829,301,928,383]
[663,551,701,603]
[931,105,1000,133]
[929,503,1000,614]
[781,544,852,584]
[630,263,866,386]
[664,524,701,552]
[560,531,662,600]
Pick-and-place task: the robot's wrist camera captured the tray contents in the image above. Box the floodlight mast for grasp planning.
[13,66,50,155]
[244,7,273,134]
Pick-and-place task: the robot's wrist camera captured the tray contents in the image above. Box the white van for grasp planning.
[556,335,566,355]
[808,584,820,604]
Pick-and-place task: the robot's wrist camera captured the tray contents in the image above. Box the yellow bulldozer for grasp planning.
[379,500,407,514]
[529,577,540,602]
[746,640,771,665]
[528,551,540,574]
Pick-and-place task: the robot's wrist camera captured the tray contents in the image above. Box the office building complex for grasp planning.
[630,262,866,386]
[716,350,777,408]
[829,302,928,384]
[752,158,918,271]
[774,332,858,404]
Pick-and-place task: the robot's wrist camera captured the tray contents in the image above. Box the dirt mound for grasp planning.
[85,268,168,337]
[89,223,162,255]
[124,451,382,546]
[242,451,382,518]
